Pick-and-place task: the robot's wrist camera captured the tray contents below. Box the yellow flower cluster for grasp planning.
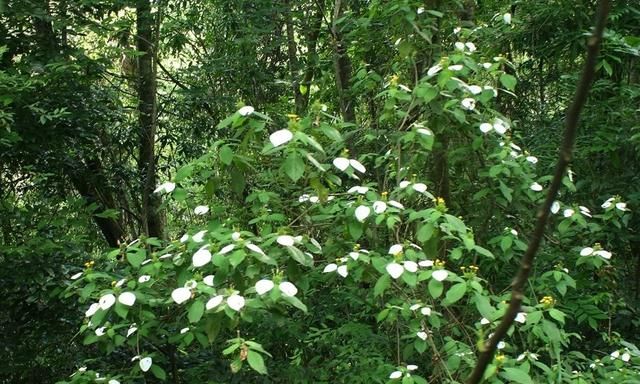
[83,260,95,269]
[435,259,446,268]
[540,295,555,308]
[460,265,479,276]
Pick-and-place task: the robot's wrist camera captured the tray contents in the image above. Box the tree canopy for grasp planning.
[1,0,639,383]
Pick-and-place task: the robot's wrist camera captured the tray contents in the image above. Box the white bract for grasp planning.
[95,327,106,336]
[192,230,207,242]
[580,247,612,259]
[99,294,116,310]
[386,263,404,279]
[350,159,366,173]
[126,326,137,337]
[373,201,387,214]
[118,292,136,307]
[269,129,293,147]
[419,260,434,267]
[530,182,543,191]
[85,303,100,317]
[403,261,418,273]
[389,371,402,379]
[109,380,120,384]
[279,281,298,297]
[206,295,224,310]
[332,157,350,171]
[71,272,83,280]
[154,181,175,194]
[416,331,428,340]
[171,287,191,304]
[432,269,449,281]
[276,235,295,246]
[337,265,348,278]
[427,64,442,77]
[503,13,512,24]
[616,202,629,211]
[455,42,465,51]
[355,205,371,222]
[203,275,215,286]
[323,263,338,273]
[180,327,190,334]
[563,208,575,217]
[412,183,428,193]
[388,200,404,210]
[238,106,254,116]
[551,201,560,214]
[407,364,418,371]
[465,42,477,52]
[255,279,275,295]
[515,312,527,323]
[448,64,463,71]
[480,123,493,133]
[468,85,482,94]
[139,357,152,372]
[389,244,403,255]
[192,247,212,267]
[526,156,538,164]
[347,186,369,194]
[219,244,235,255]
[227,294,245,311]
[461,98,476,110]
[194,205,209,215]
[246,243,266,256]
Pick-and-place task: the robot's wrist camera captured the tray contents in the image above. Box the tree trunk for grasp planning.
[331,0,355,123]
[136,0,164,238]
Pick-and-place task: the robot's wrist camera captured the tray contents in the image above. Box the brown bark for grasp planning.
[136,0,164,238]
[331,0,355,123]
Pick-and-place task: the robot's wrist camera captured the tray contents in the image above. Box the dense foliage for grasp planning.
[1,1,639,383]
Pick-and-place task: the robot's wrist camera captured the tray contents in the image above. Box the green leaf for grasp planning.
[287,246,313,267]
[188,300,205,323]
[428,279,443,298]
[175,164,194,182]
[282,295,307,312]
[247,350,267,375]
[548,308,565,324]
[474,293,495,319]
[219,145,234,165]
[417,223,435,242]
[283,153,305,182]
[500,73,517,91]
[229,166,246,196]
[444,282,467,305]
[150,364,167,380]
[415,84,438,103]
[499,181,513,202]
[348,219,363,240]
[374,274,391,297]
[500,367,533,384]
[126,249,146,268]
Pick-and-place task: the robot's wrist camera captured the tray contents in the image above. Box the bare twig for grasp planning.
[465,1,610,383]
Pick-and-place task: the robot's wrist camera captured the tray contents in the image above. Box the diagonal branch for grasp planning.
[465,1,611,383]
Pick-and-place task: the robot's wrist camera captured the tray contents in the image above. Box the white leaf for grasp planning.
[118,292,136,307]
[349,159,366,173]
[323,263,338,273]
[355,205,371,222]
[109,380,120,384]
[412,183,427,193]
[420,307,431,316]
[99,294,116,310]
[448,64,463,71]
[255,279,275,295]
[194,205,209,215]
[71,272,83,280]
[386,263,404,279]
[219,244,235,255]
[348,186,369,194]
[238,106,254,116]
[348,252,360,260]
[203,275,215,286]
[85,303,100,317]
[503,13,512,24]
[227,294,245,311]
[427,64,442,77]
[551,201,560,214]
[407,364,418,371]
[332,157,350,171]
[95,327,106,336]
[563,208,575,217]
[595,250,612,259]
[139,357,152,372]
[417,128,432,136]
[515,312,527,323]
[269,129,294,147]
[399,180,411,189]
[418,260,434,267]
[388,200,404,210]
[138,275,151,283]
[465,42,477,52]
[171,287,191,304]
[373,201,387,214]
[279,281,298,297]
[479,123,493,133]
[530,182,543,191]
[206,295,224,310]
[180,327,190,334]
[246,243,266,256]
[277,235,295,246]
[616,202,629,211]
[232,231,242,241]
[432,269,449,281]
[416,331,428,340]
[461,98,476,110]
[468,85,482,94]
[403,261,418,273]
[388,244,403,255]
[455,41,465,51]
[126,326,137,337]
[493,122,507,134]
[526,156,538,164]
[154,181,175,194]
[389,370,403,379]
[192,230,207,242]
[192,247,212,267]
[337,265,348,277]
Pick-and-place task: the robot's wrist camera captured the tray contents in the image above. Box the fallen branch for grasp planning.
[465,1,611,383]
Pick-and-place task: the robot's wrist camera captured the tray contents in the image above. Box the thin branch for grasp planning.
[465,1,610,383]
